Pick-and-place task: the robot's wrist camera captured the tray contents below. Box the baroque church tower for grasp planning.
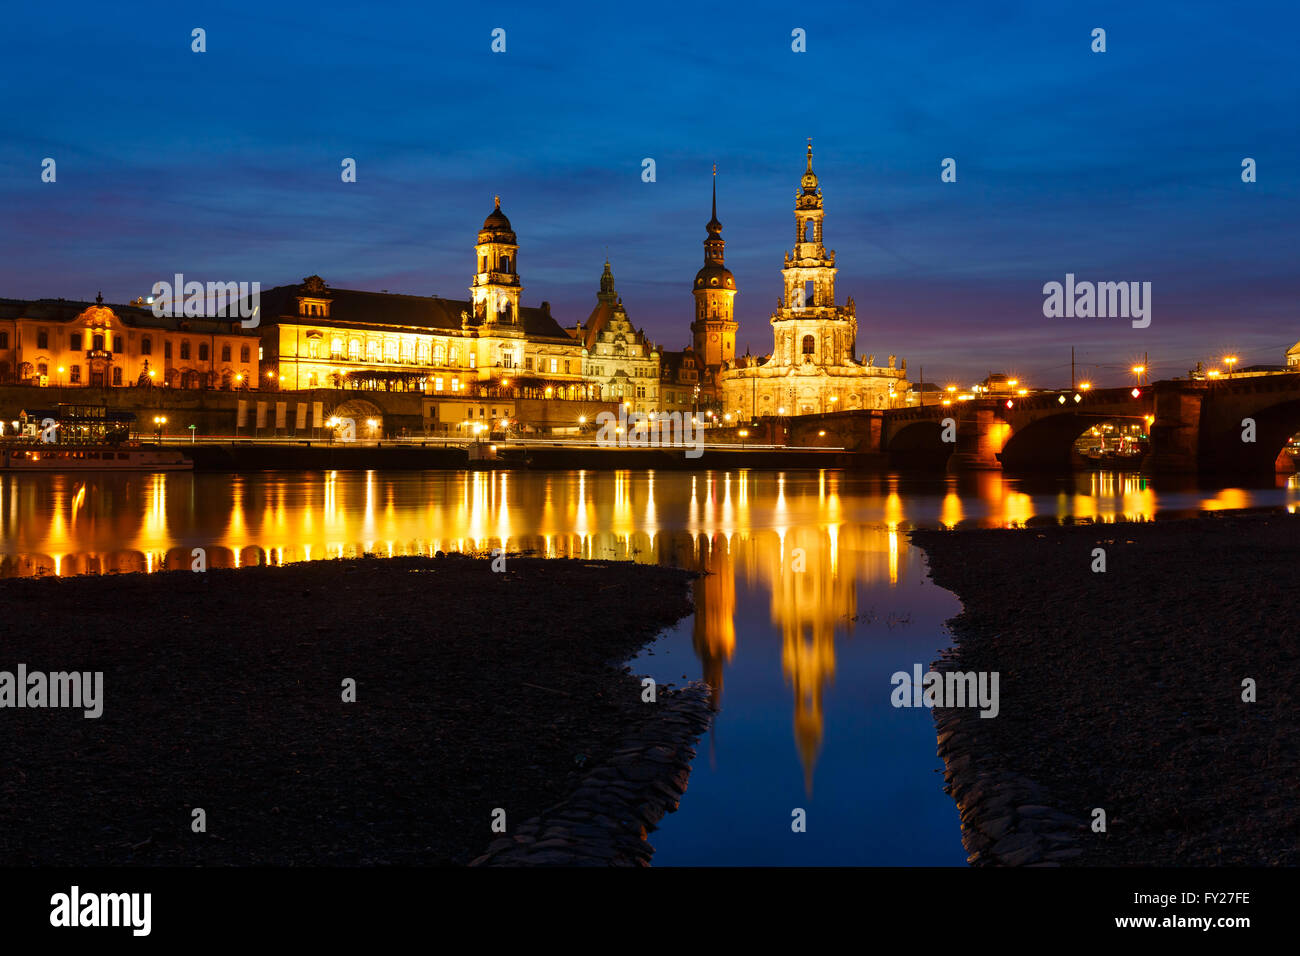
[691,167,738,370]
[773,140,856,366]
[718,141,909,419]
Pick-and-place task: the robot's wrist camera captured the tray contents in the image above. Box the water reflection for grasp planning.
[3,468,1298,851]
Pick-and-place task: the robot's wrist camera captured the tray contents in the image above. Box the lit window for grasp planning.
[435,377,444,392]
[348,339,361,360]
[433,344,446,365]
[384,340,398,362]
[331,337,343,357]
[549,358,558,374]
[308,339,320,358]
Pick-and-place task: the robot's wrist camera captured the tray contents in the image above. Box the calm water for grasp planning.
[2,468,1296,865]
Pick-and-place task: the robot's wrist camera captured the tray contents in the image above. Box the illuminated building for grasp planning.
[660,167,736,415]
[0,294,259,390]
[256,199,591,405]
[572,260,660,416]
[720,142,911,418]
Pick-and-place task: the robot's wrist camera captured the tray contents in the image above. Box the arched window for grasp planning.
[802,335,815,355]
[501,255,511,273]
[418,342,430,364]
[384,340,398,363]
[141,336,152,356]
[804,221,814,241]
[367,340,380,362]
[199,343,209,361]
[331,337,343,357]
[348,339,361,360]
[433,343,446,365]
[240,345,251,363]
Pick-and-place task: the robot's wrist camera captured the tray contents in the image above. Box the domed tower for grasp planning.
[471,196,522,325]
[691,166,738,370]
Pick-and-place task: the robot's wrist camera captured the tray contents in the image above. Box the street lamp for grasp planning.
[153,415,167,442]
[1224,356,1238,378]
[1131,364,1147,386]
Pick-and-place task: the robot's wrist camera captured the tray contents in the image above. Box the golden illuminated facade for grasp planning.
[259,200,591,401]
[574,261,660,415]
[0,294,259,389]
[720,142,911,418]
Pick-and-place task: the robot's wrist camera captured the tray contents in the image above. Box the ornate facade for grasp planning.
[720,142,910,418]
[575,261,660,416]
[0,294,259,390]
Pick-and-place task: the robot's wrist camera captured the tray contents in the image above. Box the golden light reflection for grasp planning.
[2,469,1295,791]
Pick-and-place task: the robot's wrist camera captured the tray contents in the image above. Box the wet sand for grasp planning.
[911,513,1299,865]
[0,555,695,865]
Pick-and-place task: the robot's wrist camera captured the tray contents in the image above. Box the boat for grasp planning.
[1,442,193,471]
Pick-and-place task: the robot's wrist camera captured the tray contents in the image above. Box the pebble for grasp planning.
[469,681,714,867]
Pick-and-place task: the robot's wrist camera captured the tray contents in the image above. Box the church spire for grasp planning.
[706,163,722,238]
[800,138,820,197]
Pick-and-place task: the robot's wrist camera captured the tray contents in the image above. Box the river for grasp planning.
[2,468,1296,864]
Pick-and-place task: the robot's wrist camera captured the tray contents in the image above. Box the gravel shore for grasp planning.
[0,555,696,865]
[911,512,1299,866]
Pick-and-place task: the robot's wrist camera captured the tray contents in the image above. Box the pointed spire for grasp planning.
[801,138,819,193]
[706,163,723,237]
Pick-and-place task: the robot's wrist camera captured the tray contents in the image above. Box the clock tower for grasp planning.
[691,166,738,371]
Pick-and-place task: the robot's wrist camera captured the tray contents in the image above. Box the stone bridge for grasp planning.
[785,373,1300,475]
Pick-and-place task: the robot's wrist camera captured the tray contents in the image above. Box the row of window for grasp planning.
[32,363,124,385]
[305,337,574,376]
[6,330,252,364]
[591,366,655,379]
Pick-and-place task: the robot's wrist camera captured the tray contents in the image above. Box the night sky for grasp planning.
[2,0,1296,388]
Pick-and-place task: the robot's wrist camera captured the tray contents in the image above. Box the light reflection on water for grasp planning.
[2,468,1296,864]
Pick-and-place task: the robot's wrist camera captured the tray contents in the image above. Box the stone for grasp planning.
[991,832,1042,857]
[998,843,1043,867]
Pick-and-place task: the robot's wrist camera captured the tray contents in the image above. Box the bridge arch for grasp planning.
[998,411,1146,471]
[885,418,953,469]
[1199,394,1300,474]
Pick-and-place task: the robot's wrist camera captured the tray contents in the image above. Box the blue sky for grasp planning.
[1,0,1296,386]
